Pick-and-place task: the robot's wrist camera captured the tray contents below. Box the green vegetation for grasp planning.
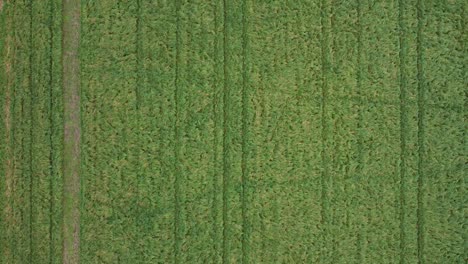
[0,0,465,263]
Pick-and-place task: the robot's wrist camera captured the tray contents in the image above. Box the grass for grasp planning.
[0,0,466,263]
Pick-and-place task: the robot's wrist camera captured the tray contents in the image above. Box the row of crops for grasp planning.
[0,1,465,263]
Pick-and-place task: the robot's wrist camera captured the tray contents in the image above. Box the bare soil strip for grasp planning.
[62,0,80,263]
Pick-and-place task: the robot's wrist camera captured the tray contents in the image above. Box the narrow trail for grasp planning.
[62,0,80,263]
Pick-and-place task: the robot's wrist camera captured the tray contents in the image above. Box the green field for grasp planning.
[0,0,466,263]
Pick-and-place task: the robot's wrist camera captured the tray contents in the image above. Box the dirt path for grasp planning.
[62,0,80,263]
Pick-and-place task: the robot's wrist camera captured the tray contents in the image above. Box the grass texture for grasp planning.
[0,0,466,263]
